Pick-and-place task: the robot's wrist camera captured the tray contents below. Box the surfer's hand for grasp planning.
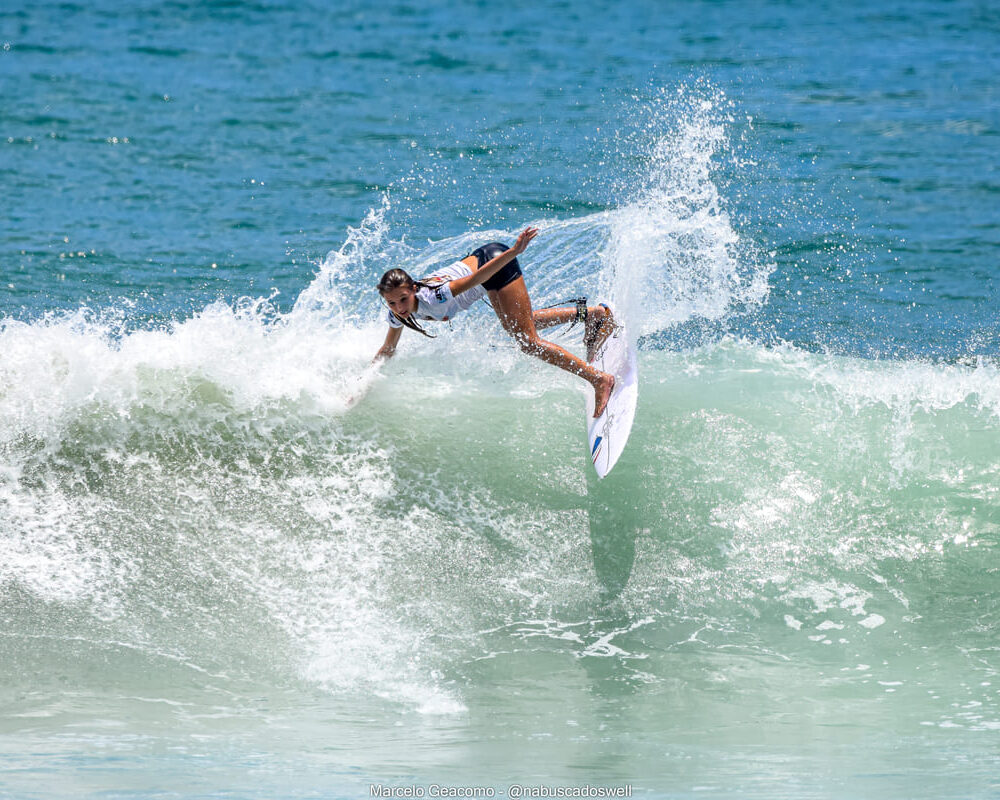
[511,227,538,255]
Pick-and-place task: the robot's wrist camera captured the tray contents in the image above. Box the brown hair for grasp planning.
[377,268,435,338]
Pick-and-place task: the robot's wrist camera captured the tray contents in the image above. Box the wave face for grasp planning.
[4,317,1000,792]
[4,148,1000,798]
[1,91,769,714]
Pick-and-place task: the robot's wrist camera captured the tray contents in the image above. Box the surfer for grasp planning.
[374,227,617,416]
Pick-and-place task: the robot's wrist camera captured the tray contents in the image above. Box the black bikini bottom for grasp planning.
[469,241,523,291]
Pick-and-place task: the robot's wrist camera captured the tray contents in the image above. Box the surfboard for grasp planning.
[584,309,638,479]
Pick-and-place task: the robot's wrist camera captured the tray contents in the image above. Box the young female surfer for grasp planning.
[374,227,617,417]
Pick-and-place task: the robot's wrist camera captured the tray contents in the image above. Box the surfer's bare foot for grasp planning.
[593,373,615,417]
[585,304,616,362]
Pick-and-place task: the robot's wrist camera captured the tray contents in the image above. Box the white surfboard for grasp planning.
[584,310,638,479]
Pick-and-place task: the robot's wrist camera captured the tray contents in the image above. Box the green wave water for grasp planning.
[3,305,999,796]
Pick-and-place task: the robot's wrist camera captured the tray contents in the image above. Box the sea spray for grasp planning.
[603,85,771,340]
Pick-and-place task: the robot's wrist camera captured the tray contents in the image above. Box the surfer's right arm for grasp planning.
[373,325,403,364]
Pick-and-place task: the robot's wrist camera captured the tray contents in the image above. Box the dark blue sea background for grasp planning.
[5,0,998,356]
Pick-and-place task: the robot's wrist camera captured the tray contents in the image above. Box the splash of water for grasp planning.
[603,85,771,339]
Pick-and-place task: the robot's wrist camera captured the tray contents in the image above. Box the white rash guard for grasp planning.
[386,261,488,329]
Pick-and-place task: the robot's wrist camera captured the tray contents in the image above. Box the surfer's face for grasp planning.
[382,285,417,318]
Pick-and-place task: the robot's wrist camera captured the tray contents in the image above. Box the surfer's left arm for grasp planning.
[449,226,538,297]
[372,325,403,364]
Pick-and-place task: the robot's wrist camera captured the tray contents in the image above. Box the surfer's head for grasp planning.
[377,268,417,319]
[377,268,434,338]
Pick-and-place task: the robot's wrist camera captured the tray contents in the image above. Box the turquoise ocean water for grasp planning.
[2,1,999,797]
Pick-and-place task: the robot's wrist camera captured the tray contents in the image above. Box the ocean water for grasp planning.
[2,1,999,798]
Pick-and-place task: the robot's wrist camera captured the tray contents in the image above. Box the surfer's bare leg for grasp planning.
[533,305,615,361]
[531,307,575,330]
[532,305,610,332]
[489,278,615,417]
